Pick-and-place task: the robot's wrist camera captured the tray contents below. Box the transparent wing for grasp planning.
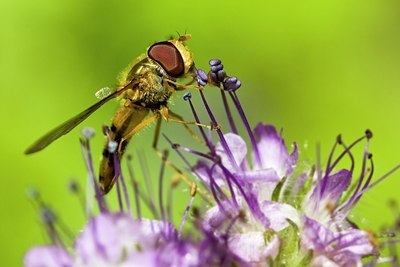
[95,86,114,99]
[25,81,137,154]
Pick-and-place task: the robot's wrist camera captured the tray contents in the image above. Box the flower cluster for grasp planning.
[24,60,399,267]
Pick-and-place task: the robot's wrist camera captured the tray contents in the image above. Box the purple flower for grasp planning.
[74,214,174,266]
[192,124,382,265]
[302,217,375,267]
[24,128,237,267]
[165,60,399,265]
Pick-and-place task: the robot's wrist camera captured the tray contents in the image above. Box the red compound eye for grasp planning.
[148,42,184,77]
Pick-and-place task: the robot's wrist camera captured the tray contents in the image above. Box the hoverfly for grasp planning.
[25,34,203,194]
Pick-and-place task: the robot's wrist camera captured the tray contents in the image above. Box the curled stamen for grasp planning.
[344,140,370,209]
[326,131,370,175]
[348,164,400,205]
[342,153,375,214]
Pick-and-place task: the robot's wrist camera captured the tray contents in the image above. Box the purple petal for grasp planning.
[302,216,335,252]
[75,213,174,265]
[252,124,289,177]
[193,160,228,189]
[120,251,158,267]
[203,200,239,231]
[310,170,351,207]
[156,242,200,267]
[246,192,271,228]
[216,133,248,170]
[260,201,300,231]
[24,246,74,267]
[302,216,374,266]
[234,168,281,184]
[228,232,280,263]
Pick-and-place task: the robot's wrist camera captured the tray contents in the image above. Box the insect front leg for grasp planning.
[167,109,206,146]
[163,78,204,92]
[160,106,219,130]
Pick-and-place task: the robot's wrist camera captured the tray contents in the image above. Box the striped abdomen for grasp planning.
[99,105,149,194]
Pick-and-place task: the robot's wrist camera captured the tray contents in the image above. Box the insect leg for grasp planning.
[160,106,218,130]
[167,109,206,146]
[118,113,160,153]
[163,78,203,91]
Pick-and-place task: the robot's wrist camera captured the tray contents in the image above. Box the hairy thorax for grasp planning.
[120,57,173,110]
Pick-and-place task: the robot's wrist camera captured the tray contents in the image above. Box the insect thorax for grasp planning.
[125,58,173,109]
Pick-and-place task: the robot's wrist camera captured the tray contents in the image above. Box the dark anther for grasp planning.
[41,207,57,224]
[191,206,200,218]
[238,209,247,222]
[197,69,208,82]
[196,69,208,87]
[172,143,180,149]
[223,76,242,91]
[368,153,373,159]
[211,122,221,130]
[68,180,79,193]
[217,70,226,82]
[209,59,222,66]
[211,64,223,72]
[209,72,219,85]
[183,92,192,101]
[365,129,373,139]
[226,77,237,83]
[336,134,342,144]
[214,155,222,164]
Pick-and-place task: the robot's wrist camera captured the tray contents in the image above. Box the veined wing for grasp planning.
[25,80,137,154]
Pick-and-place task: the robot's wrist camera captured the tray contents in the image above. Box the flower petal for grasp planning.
[216,133,248,170]
[228,232,280,263]
[252,124,289,177]
[302,216,374,267]
[308,170,351,211]
[24,246,74,267]
[261,201,300,232]
[74,213,173,266]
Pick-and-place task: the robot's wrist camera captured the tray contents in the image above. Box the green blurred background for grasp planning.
[2,0,400,265]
